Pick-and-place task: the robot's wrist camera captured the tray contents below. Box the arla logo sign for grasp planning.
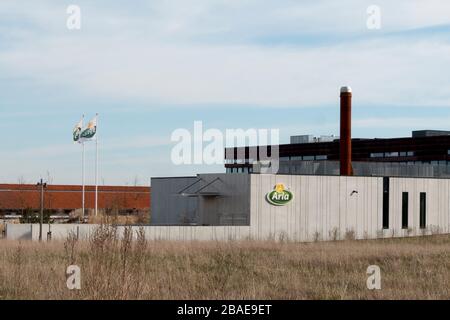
[266,183,293,206]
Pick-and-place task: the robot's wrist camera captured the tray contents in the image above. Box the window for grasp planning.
[315,155,328,160]
[420,193,426,229]
[407,151,414,156]
[280,156,290,161]
[303,155,314,161]
[384,152,399,157]
[383,177,389,229]
[291,156,302,161]
[399,152,407,157]
[370,153,384,158]
[402,192,408,229]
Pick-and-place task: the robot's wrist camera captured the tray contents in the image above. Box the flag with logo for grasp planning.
[73,118,83,143]
[80,115,97,142]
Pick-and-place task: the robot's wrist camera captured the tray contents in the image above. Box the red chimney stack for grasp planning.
[340,86,353,176]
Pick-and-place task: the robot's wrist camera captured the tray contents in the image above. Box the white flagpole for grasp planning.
[79,114,85,224]
[95,113,99,217]
[82,141,85,223]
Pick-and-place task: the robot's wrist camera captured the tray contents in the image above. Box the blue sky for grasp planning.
[1,0,450,185]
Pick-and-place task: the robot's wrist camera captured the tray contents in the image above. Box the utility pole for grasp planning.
[37,179,47,241]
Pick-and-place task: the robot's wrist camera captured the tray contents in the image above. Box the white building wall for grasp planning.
[388,177,450,236]
[249,175,383,241]
[249,175,450,241]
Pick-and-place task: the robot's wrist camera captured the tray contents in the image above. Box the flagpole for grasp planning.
[95,113,99,217]
[82,141,85,223]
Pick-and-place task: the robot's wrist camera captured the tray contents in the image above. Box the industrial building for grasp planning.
[225,131,450,177]
[150,173,449,242]
[149,87,450,242]
[6,87,450,242]
[0,184,150,218]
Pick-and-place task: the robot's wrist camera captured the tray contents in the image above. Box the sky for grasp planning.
[1,0,450,185]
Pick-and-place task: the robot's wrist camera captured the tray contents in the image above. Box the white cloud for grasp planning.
[1,1,450,108]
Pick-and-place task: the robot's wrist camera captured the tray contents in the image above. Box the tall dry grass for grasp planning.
[0,227,449,300]
[87,212,146,225]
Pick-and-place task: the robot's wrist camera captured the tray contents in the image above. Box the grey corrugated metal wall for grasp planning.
[151,174,250,226]
[276,160,450,178]
[150,177,198,225]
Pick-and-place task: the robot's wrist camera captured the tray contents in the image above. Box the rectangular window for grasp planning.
[399,151,407,157]
[303,155,314,161]
[280,156,290,161]
[315,155,328,160]
[420,193,426,229]
[370,153,384,158]
[384,152,399,157]
[402,192,408,229]
[291,156,302,161]
[383,177,389,229]
[407,151,414,156]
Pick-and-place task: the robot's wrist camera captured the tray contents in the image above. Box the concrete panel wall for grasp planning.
[249,175,383,241]
[388,177,450,236]
[31,224,95,240]
[7,223,252,242]
[249,174,450,241]
[5,224,33,240]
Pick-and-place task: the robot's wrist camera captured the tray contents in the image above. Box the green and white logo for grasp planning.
[73,119,83,143]
[266,183,293,206]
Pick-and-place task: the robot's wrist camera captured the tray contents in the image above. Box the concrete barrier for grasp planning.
[4,222,448,242]
[5,224,33,240]
[5,223,252,242]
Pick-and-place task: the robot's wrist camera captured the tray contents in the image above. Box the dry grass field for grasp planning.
[0,226,449,300]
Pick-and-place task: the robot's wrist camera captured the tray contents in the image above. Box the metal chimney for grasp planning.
[340,86,353,176]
